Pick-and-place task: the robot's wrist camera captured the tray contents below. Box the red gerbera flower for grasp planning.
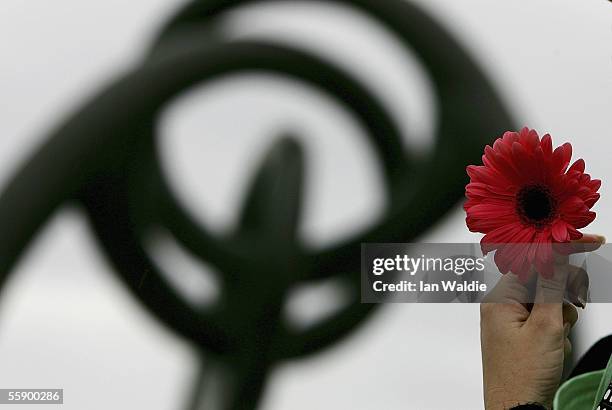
[464,128,601,282]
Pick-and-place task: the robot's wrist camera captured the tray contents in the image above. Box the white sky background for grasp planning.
[0,0,611,409]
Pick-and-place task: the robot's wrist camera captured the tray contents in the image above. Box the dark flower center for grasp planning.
[516,184,557,226]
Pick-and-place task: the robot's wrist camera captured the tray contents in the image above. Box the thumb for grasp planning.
[528,251,569,330]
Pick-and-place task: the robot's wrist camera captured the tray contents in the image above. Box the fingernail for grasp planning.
[568,272,589,309]
[598,235,607,244]
[578,283,589,309]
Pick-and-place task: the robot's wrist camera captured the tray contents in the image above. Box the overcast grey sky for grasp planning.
[0,1,611,409]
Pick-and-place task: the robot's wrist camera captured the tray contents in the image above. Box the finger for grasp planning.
[482,269,531,304]
[566,265,589,309]
[564,234,606,255]
[575,234,606,245]
[562,303,578,328]
[529,258,569,329]
[562,234,602,307]
[527,235,602,329]
[563,312,575,356]
[553,250,569,265]
[564,333,572,357]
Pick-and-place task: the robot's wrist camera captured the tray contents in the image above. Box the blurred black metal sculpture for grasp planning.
[0,0,513,409]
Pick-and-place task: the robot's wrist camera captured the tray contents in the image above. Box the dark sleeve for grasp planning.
[510,404,547,410]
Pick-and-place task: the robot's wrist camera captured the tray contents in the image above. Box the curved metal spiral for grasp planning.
[0,0,514,409]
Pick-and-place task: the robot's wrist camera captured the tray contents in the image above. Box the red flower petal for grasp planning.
[568,158,585,174]
[552,219,570,242]
[541,134,553,156]
[464,128,600,279]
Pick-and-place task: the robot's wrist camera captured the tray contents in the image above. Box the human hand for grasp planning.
[480,234,605,410]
